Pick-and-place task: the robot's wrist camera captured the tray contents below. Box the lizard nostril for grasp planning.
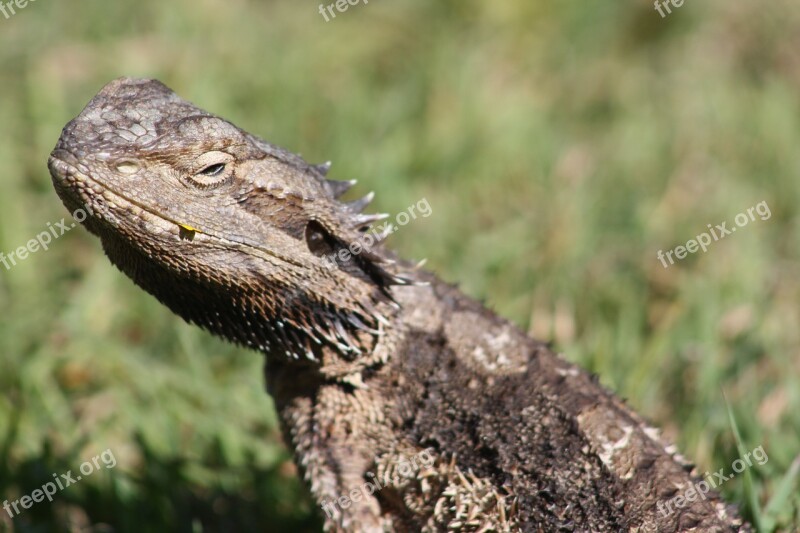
[115,160,140,175]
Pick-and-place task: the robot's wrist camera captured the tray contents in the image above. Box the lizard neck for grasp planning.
[102,232,400,373]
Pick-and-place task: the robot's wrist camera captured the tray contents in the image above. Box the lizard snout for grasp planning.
[48,149,79,182]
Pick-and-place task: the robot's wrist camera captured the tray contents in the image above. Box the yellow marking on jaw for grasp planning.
[178,223,201,241]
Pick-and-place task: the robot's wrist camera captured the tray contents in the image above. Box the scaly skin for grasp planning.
[48,77,749,532]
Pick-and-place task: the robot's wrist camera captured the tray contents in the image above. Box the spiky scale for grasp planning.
[352,212,390,228]
[313,161,332,175]
[326,178,357,198]
[346,191,375,213]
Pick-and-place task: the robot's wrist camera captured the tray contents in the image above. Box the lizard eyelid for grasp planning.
[188,151,234,189]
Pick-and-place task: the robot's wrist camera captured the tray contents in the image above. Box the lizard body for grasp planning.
[48,78,749,532]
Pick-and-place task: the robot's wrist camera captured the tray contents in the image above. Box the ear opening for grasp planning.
[304,220,414,295]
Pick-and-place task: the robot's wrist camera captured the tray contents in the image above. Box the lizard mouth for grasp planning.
[49,149,196,234]
[48,149,307,269]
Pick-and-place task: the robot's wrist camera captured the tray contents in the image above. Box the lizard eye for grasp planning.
[199,163,226,176]
[189,151,234,189]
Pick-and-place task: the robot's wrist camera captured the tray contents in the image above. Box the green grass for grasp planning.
[1,0,798,531]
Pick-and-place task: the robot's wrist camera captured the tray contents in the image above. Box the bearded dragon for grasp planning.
[48,77,750,532]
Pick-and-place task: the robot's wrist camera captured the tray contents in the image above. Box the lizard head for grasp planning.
[48,77,411,367]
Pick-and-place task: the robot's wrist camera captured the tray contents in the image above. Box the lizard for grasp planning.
[48,77,751,532]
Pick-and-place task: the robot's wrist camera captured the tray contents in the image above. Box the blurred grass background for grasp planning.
[0,0,799,531]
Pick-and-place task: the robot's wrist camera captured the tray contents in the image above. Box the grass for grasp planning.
[0,0,798,531]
